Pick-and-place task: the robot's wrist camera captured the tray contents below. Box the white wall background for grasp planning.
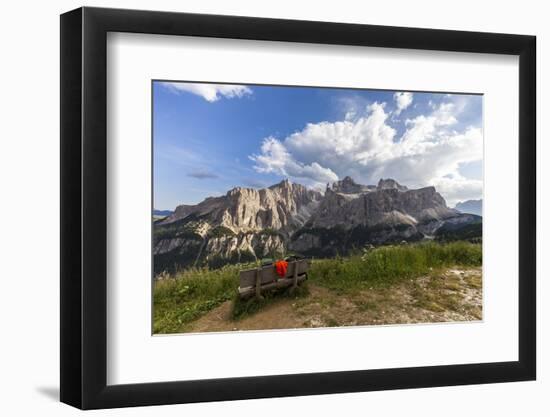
[0,0,545,415]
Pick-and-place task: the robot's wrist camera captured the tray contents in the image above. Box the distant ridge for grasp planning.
[153,209,173,217]
[454,199,482,216]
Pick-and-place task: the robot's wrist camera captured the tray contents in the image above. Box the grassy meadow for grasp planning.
[153,241,482,334]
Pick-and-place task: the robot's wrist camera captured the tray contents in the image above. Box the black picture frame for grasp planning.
[60,6,536,410]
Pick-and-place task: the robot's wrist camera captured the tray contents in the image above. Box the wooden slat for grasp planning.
[238,274,308,299]
[239,260,310,288]
[239,268,275,288]
[283,259,309,278]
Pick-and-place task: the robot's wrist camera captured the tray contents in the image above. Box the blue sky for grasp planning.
[153,81,483,210]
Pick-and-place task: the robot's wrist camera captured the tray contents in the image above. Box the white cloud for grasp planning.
[250,137,338,185]
[393,92,413,115]
[344,110,356,121]
[250,96,482,204]
[432,175,483,207]
[161,82,252,102]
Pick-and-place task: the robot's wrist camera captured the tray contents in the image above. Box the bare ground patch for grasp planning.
[186,267,482,333]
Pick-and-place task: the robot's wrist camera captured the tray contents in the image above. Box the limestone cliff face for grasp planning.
[204,233,286,260]
[153,180,321,272]
[161,179,322,235]
[153,177,480,272]
[309,177,456,230]
[288,177,474,255]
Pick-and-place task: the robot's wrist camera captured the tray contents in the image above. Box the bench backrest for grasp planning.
[239,260,309,288]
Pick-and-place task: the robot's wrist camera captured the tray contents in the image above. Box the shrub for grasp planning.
[208,226,236,238]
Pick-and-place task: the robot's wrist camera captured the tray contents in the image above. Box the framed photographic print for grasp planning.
[60,7,536,409]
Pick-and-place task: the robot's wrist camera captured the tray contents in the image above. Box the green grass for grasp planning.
[153,263,246,333]
[308,241,481,292]
[153,241,482,333]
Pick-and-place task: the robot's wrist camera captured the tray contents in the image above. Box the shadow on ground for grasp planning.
[35,386,59,401]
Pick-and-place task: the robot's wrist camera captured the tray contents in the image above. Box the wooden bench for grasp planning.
[238,259,310,299]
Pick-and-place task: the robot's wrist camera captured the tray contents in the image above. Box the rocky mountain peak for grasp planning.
[269,178,296,193]
[339,176,358,188]
[270,178,292,188]
[161,178,322,235]
[332,176,373,194]
[226,186,242,196]
[377,178,408,191]
[309,177,455,230]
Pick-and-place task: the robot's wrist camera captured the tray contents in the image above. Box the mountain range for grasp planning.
[454,199,483,216]
[153,209,173,217]
[153,177,481,273]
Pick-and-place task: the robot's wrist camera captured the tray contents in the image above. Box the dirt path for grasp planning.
[187,267,482,333]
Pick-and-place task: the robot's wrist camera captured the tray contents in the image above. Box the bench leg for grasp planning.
[290,265,299,294]
[255,268,263,300]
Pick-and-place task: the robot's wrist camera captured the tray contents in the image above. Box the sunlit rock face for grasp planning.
[154,177,480,272]
[308,178,457,230]
[161,179,322,235]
